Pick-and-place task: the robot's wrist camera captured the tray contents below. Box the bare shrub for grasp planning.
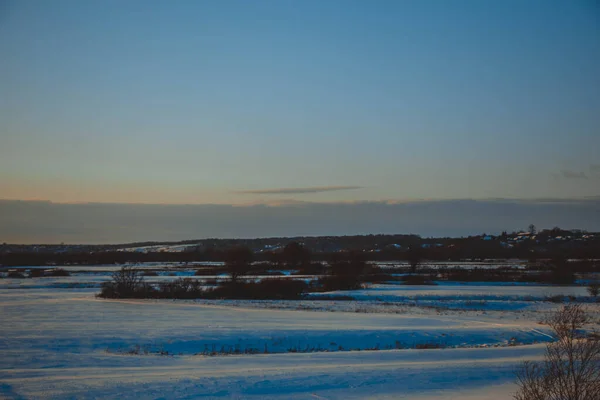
[98,266,151,298]
[587,281,600,298]
[514,304,600,400]
[98,270,308,300]
[157,278,204,299]
[112,266,144,290]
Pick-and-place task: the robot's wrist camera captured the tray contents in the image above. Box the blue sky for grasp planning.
[1,1,599,211]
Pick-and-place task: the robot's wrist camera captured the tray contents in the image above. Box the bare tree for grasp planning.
[322,251,370,291]
[514,304,600,400]
[282,242,311,269]
[113,266,143,291]
[548,255,575,284]
[587,281,600,299]
[529,224,537,235]
[407,246,421,275]
[224,246,253,283]
[99,266,146,298]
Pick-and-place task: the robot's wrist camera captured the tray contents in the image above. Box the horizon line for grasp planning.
[1,196,599,207]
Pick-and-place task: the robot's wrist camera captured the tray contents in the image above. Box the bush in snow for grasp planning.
[156,278,204,299]
[588,281,600,298]
[98,266,153,298]
[98,269,309,300]
[514,304,600,400]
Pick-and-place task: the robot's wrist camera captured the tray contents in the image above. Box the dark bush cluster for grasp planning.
[545,269,576,285]
[155,278,204,299]
[28,268,45,278]
[434,267,576,284]
[224,246,253,283]
[99,281,155,299]
[98,267,309,300]
[315,275,363,292]
[317,259,367,291]
[313,253,391,291]
[209,279,309,300]
[47,268,70,277]
[294,262,328,275]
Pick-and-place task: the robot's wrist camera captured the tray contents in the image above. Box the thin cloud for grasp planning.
[233,198,311,207]
[235,186,363,195]
[561,170,588,179]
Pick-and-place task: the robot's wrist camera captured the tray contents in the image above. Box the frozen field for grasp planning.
[1,267,599,399]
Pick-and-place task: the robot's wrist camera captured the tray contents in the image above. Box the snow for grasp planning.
[1,268,599,399]
[318,283,588,299]
[1,344,544,399]
[307,284,591,312]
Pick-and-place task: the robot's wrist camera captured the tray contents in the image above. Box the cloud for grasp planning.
[590,164,600,173]
[1,198,599,244]
[235,186,363,195]
[561,170,588,179]
[233,198,311,207]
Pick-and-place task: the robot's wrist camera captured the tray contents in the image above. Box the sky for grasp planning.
[1,0,599,242]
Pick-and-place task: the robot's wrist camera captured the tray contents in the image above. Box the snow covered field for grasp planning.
[1,267,599,399]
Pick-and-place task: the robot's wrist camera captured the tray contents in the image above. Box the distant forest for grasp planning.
[1,228,599,267]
